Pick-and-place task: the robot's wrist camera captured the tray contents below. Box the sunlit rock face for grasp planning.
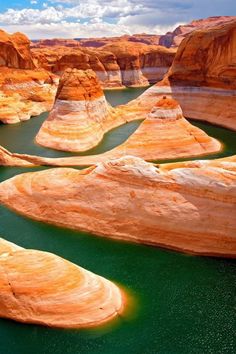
[159,16,236,47]
[0,29,35,69]
[61,97,220,164]
[0,156,235,257]
[35,68,128,152]
[0,29,58,124]
[0,238,124,328]
[0,68,58,124]
[31,40,176,88]
[123,20,236,130]
[0,97,221,165]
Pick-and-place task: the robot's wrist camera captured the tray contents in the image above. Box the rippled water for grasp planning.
[0,87,235,354]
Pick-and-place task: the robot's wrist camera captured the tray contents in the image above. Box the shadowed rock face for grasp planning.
[123,21,236,130]
[0,238,124,328]
[0,156,235,257]
[35,68,128,152]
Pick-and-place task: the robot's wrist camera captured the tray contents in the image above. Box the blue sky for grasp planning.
[0,1,235,39]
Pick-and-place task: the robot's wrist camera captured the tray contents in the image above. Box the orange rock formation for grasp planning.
[32,41,176,88]
[0,67,58,124]
[0,29,58,124]
[0,29,35,69]
[159,16,236,47]
[0,97,221,163]
[123,20,236,130]
[0,238,124,328]
[35,68,127,151]
[0,156,235,257]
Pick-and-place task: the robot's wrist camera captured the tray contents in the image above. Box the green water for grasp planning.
[0,88,235,354]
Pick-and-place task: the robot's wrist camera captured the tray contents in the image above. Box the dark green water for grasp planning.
[0,88,235,354]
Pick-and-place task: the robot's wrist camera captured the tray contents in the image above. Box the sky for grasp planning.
[0,0,235,39]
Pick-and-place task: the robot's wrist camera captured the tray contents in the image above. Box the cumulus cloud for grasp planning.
[0,0,235,38]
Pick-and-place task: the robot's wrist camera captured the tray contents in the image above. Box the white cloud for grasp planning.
[0,0,235,39]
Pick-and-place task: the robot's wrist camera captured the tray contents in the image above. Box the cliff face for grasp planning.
[0,238,123,328]
[0,67,58,124]
[36,68,127,151]
[123,20,236,130]
[0,29,58,124]
[0,30,35,69]
[31,42,176,88]
[0,156,235,257]
[159,16,236,47]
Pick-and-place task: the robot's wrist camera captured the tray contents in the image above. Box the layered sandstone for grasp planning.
[31,41,176,88]
[0,156,235,257]
[0,238,123,328]
[0,30,35,69]
[159,16,236,47]
[0,67,58,124]
[123,20,236,130]
[35,68,126,151]
[0,29,58,124]
[0,97,221,163]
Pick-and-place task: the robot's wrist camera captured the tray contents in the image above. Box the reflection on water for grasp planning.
[0,87,235,354]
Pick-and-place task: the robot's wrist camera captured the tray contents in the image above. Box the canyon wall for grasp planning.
[0,29,58,124]
[159,16,236,47]
[32,41,176,88]
[123,20,236,130]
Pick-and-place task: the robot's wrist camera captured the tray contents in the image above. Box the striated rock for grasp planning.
[100,41,175,86]
[0,97,221,163]
[35,68,127,151]
[0,67,58,124]
[0,156,235,257]
[0,29,35,69]
[0,29,59,124]
[31,41,175,88]
[55,97,220,164]
[0,238,124,328]
[0,145,33,166]
[123,20,236,130]
[159,16,236,47]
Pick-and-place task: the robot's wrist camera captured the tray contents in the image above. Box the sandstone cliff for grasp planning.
[0,67,58,124]
[0,238,123,328]
[0,29,35,69]
[0,156,235,257]
[31,41,176,88]
[159,16,236,47]
[123,20,236,130]
[0,29,58,124]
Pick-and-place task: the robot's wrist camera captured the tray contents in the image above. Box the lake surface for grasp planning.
[0,87,235,354]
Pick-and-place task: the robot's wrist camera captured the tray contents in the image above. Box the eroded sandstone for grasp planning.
[0,238,124,328]
[35,68,127,151]
[0,156,235,257]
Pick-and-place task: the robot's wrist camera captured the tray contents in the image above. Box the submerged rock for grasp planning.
[0,156,235,257]
[0,238,124,328]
